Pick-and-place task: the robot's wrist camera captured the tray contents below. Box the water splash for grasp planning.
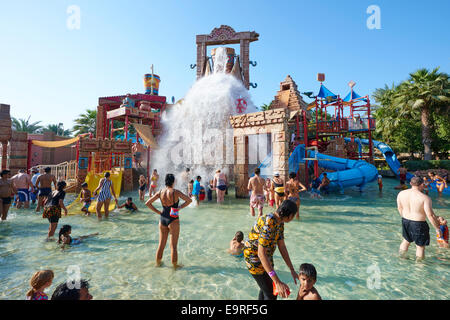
[151,47,259,188]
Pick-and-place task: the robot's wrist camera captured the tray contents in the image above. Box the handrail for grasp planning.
[36,160,77,183]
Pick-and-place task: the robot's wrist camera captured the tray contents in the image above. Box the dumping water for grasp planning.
[152,47,259,186]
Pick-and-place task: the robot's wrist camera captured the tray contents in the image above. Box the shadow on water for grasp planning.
[307,211,380,218]
[174,265,252,278]
[93,238,157,246]
[299,217,395,227]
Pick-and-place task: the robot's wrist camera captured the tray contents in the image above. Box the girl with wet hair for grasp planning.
[58,224,99,248]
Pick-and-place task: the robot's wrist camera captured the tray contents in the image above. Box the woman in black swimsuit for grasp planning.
[0,170,16,221]
[146,173,192,269]
[138,175,148,202]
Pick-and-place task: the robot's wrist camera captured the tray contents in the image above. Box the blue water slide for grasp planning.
[288,144,378,193]
[351,138,449,195]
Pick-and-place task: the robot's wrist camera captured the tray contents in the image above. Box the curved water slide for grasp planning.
[350,138,449,195]
[288,144,378,193]
[66,170,123,215]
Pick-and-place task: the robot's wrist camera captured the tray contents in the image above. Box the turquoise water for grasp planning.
[0,178,448,300]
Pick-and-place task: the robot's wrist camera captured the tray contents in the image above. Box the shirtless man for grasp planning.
[285,172,307,220]
[318,173,330,193]
[0,170,16,221]
[247,168,266,217]
[11,169,32,209]
[35,167,57,212]
[397,176,441,261]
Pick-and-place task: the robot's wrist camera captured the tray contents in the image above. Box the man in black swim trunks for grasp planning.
[0,170,16,221]
[35,167,57,212]
[397,176,442,261]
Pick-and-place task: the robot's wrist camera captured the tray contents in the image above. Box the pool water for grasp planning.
[0,178,448,300]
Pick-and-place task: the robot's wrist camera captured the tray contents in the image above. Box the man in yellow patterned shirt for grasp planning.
[244,200,299,300]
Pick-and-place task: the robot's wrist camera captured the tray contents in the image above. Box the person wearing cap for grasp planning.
[0,170,16,221]
[10,169,32,209]
[271,172,285,209]
[30,167,41,205]
[377,174,383,192]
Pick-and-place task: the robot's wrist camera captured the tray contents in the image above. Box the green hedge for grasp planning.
[404,160,450,171]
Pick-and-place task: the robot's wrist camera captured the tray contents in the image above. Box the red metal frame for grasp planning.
[96,92,167,178]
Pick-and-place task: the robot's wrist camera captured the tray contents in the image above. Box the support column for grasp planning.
[1,141,7,171]
[123,152,133,192]
[234,135,249,198]
[240,39,250,89]
[272,129,289,183]
[9,131,28,175]
[76,151,90,193]
[196,42,207,79]
[96,105,105,139]
[124,115,129,141]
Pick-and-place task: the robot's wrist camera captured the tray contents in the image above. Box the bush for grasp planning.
[404,160,450,171]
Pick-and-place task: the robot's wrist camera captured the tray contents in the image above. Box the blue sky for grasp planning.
[0,0,449,131]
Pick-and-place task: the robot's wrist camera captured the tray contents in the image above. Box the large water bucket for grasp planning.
[211,47,235,73]
[144,74,161,95]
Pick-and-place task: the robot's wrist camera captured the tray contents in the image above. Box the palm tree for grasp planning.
[72,109,97,136]
[43,123,72,137]
[393,68,449,160]
[373,84,399,141]
[259,102,272,111]
[11,116,42,133]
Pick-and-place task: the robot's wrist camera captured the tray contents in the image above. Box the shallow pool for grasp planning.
[0,178,448,300]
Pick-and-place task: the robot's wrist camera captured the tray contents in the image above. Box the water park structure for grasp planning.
[0,25,447,200]
[0,66,168,211]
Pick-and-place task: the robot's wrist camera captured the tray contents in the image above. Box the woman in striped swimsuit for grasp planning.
[93,172,118,221]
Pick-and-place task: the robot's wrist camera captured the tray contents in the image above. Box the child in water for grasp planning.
[206,180,213,202]
[296,263,321,300]
[436,216,449,248]
[377,175,383,192]
[58,225,99,248]
[228,231,244,257]
[118,197,138,213]
[80,182,91,215]
[26,270,54,300]
[188,180,194,198]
